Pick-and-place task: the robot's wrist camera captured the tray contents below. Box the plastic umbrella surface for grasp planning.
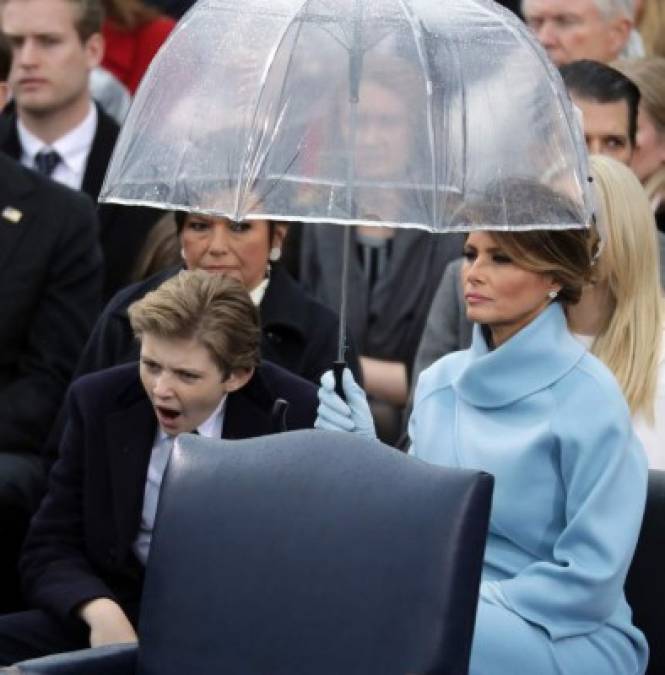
[100,0,593,232]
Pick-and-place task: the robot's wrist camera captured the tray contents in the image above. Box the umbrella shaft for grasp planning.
[337,225,351,362]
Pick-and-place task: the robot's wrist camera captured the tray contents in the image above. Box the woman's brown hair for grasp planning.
[102,0,159,30]
[467,178,594,305]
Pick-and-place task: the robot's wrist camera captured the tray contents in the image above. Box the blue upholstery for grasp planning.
[14,430,493,675]
[626,470,665,675]
[9,643,137,674]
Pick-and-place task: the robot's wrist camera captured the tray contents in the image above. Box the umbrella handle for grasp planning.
[333,360,347,402]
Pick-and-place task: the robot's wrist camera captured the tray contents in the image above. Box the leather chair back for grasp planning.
[137,430,493,675]
[626,469,665,675]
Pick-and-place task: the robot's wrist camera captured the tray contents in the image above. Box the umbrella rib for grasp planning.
[394,0,438,230]
[466,0,591,223]
[234,0,310,218]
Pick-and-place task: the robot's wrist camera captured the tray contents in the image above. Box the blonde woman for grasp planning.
[568,154,665,468]
[614,57,665,229]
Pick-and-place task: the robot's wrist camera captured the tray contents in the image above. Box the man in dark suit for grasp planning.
[0,271,317,664]
[0,152,103,612]
[0,0,160,299]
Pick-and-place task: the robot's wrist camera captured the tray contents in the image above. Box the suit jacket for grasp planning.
[0,104,161,300]
[412,257,472,389]
[0,152,103,454]
[20,361,317,623]
[299,225,465,379]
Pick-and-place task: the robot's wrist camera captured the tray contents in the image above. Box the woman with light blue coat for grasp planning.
[317,223,649,674]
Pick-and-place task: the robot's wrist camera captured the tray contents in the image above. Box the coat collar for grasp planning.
[223,364,279,438]
[80,104,118,199]
[454,303,585,409]
[260,264,308,340]
[0,108,24,162]
[105,375,156,559]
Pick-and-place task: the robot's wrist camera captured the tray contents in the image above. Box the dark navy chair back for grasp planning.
[626,469,665,675]
[13,430,494,675]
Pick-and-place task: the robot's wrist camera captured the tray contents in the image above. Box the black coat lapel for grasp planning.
[0,112,22,161]
[80,105,119,200]
[105,393,156,562]
[0,155,35,273]
[222,370,275,439]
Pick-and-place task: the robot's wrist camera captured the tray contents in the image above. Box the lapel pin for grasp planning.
[2,207,23,224]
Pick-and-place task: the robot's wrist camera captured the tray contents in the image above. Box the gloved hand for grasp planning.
[315,368,377,440]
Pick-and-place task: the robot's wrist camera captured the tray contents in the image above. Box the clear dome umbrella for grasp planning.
[100,0,593,377]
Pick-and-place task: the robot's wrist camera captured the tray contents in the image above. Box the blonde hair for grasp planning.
[131,211,180,283]
[636,0,665,58]
[128,270,261,378]
[588,154,664,419]
[614,57,665,204]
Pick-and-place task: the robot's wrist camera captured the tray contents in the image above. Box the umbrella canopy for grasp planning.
[100,0,592,232]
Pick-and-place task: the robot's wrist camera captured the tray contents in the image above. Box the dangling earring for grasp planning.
[180,247,186,261]
[548,289,558,300]
[269,247,282,262]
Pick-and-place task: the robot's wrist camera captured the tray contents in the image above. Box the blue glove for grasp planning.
[315,368,377,440]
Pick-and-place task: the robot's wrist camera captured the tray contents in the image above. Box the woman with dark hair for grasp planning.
[316,186,648,674]
[70,213,359,392]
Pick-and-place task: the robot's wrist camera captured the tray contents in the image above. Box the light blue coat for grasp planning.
[410,303,649,675]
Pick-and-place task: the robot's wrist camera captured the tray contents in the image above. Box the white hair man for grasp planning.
[522,0,644,66]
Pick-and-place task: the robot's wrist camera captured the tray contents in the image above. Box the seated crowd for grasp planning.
[0,0,663,672]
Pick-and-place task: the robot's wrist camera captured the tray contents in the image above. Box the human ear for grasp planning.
[270,223,287,249]
[84,33,104,70]
[607,16,631,59]
[544,273,562,297]
[224,367,254,392]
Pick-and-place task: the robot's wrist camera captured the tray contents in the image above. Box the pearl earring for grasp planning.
[269,247,282,262]
[548,289,558,300]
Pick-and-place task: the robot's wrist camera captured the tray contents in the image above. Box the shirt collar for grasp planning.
[249,276,270,306]
[158,394,227,443]
[17,103,97,175]
[454,303,586,408]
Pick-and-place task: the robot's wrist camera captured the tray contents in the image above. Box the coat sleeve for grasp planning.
[480,374,648,640]
[20,384,119,620]
[0,193,102,454]
[42,289,138,467]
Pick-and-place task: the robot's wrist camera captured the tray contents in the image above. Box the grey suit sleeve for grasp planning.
[411,258,467,388]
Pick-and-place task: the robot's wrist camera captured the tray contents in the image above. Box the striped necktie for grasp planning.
[34,150,61,177]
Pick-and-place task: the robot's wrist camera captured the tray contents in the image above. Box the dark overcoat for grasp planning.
[20,361,317,623]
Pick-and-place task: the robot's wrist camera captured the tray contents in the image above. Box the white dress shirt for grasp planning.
[133,396,227,565]
[249,276,269,305]
[18,103,98,190]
